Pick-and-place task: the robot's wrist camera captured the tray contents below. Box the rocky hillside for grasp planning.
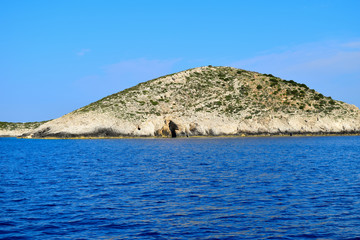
[0,121,48,137]
[12,66,360,138]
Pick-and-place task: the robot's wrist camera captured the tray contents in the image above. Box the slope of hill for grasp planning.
[0,121,49,137]
[7,66,360,138]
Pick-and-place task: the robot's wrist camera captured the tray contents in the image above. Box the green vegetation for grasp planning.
[269,78,278,87]
[150,100,159,106]
[225,95,232,101]
[0,120,49,131]
[63,66,352,122]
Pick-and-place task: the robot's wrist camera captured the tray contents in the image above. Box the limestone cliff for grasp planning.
[11,66,360,138]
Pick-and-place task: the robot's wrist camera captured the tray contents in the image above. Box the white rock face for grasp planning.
[25,110,360,138]
[0,129,31,137]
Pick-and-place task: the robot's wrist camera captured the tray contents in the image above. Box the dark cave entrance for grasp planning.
[168,120,179,138]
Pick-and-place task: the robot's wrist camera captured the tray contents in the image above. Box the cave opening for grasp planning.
[168,120,178,138]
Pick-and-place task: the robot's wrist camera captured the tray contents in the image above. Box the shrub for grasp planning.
[264,74,274,77]
[299,83,309,89]
[270,81,278,87]
[269,78,278,83]
[150,100,159,106]
[225,105,235,113]
[257,85,263,90]
[287,80,297,86]
[218,72,226,79]
[291,89,299,96]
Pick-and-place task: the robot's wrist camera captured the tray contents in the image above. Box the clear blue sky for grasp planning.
[1,0,360,122]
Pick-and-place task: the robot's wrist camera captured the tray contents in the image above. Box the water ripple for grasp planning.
[1,136,360,239]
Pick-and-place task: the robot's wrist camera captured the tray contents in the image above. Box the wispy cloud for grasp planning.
[76,49,91,56]
[342,41,360,49]
[74,58,180,100]
[230,40,360,105]
[232,41,360,78]
[103,58,180,85]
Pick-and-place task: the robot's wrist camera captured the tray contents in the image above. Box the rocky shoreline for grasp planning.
[15,132,360,140]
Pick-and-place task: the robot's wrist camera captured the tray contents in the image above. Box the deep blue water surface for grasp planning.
[1,136,360,239]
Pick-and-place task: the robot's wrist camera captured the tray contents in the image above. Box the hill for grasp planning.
[0,121,48,137]
[4,66,360,138]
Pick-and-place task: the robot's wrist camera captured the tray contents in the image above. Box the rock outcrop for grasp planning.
[6,66,360,138]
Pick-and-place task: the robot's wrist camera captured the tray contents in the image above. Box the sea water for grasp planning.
[1,136,360,239]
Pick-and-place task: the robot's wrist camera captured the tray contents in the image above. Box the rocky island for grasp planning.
[2,66,360,138]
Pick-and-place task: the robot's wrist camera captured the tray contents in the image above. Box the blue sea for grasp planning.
[1,136,360,239]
